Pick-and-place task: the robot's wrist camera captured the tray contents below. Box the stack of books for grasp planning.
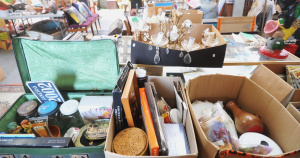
[62,32,93,41]
[286,65,300,89]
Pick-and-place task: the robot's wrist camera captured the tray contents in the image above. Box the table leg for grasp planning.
[94,20,99,34]
[11,20,19,37]
[21,18,26,36]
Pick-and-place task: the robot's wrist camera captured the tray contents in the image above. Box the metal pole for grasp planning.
[261,0,268,36]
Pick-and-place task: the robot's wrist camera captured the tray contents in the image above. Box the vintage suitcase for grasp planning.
[0,37,120,157]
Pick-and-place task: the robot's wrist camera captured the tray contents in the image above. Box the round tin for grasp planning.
[112,127,148,156]
[17,101,38,116]
[38,101,58,116]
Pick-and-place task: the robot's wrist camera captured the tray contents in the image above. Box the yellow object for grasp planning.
[278,21,298,41]
[0,31,9,40]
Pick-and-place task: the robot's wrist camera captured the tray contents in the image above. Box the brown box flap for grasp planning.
[0,66,5,82]
[250,64,294,107]
[287,102,300,123]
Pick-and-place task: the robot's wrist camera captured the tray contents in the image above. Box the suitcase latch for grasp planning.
[71,155,88,158]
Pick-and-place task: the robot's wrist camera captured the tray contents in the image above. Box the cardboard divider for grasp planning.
[262,63,300,102]
[186,74,300,158]
[131,24,227,67]
[287,102,300,123]
[250,65,295,106]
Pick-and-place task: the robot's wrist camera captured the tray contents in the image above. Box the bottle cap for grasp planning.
[60,100,79,115]
[38,101,58,116]
[17,101,38,116]
[136,68,146,78]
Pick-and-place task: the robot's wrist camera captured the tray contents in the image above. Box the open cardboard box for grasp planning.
[287,102,300,123]
[250,64,295,107]
[105,76,198,158]
[172,10,203,24]
[131,24,227,67]
[261,63,300,102]
[186,74,300,158]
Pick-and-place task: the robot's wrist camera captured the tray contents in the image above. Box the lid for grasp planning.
[38,101,58,116]
[17,101,38,116]
[12,38,120,93]
[60,100,79,115]
[8,122,17,130]
[136,68,146,78]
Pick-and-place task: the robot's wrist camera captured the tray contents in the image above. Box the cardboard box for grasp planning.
[250,64,295,107]
[131,24,227,67]
[263,63,300,102]
[172,10,203,24]
[287,102,300,123]
[0,66,5,82]
[155,2,173,15]
[186,74,300,158]
[105,76,198,157]
[146,3,155,17]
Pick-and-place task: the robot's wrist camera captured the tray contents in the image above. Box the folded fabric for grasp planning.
[65,6,86,25]
[81,2,92,17]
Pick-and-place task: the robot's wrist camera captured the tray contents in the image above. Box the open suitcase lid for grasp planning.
[12,38,120,93]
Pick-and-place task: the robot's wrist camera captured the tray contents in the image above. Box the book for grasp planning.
[164,123,190,156]
[239,32,258,42]
[290,68,300,88]
[62,32,75,40]
[112,61,133,134]
[286,65,300,88]
[121,69,142,128]
[145,82,168,156]
[140,88,159,156]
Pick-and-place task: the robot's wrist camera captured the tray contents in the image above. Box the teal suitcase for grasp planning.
[0,38,120,158]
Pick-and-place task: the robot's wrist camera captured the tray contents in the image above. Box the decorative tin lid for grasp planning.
[60,100,79,115]
[38,101,58,116]
[17,101,38,116]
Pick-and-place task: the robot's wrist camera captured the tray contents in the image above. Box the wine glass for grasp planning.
[151,32,169,64]
[181,37,200,64]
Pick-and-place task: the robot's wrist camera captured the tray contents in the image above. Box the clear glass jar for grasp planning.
[38,101,62,128]
[59,100,84,136]
[16,100,38,125]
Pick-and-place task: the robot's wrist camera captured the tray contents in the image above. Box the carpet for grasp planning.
[0,84,25,117]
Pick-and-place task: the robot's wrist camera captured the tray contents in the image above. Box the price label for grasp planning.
[26,81,65,103]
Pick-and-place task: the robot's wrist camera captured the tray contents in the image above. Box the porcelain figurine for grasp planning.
[202,28,219,47]
[260,0,300,59]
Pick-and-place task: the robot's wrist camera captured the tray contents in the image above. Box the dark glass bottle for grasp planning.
[59,100,84,136]
[38,101,61,128]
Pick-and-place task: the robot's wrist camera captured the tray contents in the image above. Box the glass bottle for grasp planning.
[38,101,61,128]
[59,100,84,136]
[16,100,38,125]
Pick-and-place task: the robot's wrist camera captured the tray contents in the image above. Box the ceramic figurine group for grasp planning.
[260,0,300,59]
[132,1,219,64]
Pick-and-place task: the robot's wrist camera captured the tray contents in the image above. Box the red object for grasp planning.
[264,20,279,37]
[247,126,264,133]
[284,44,298,55]
[259,46,289,59]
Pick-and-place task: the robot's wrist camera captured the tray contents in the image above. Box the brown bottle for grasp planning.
[226,101,263,135]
